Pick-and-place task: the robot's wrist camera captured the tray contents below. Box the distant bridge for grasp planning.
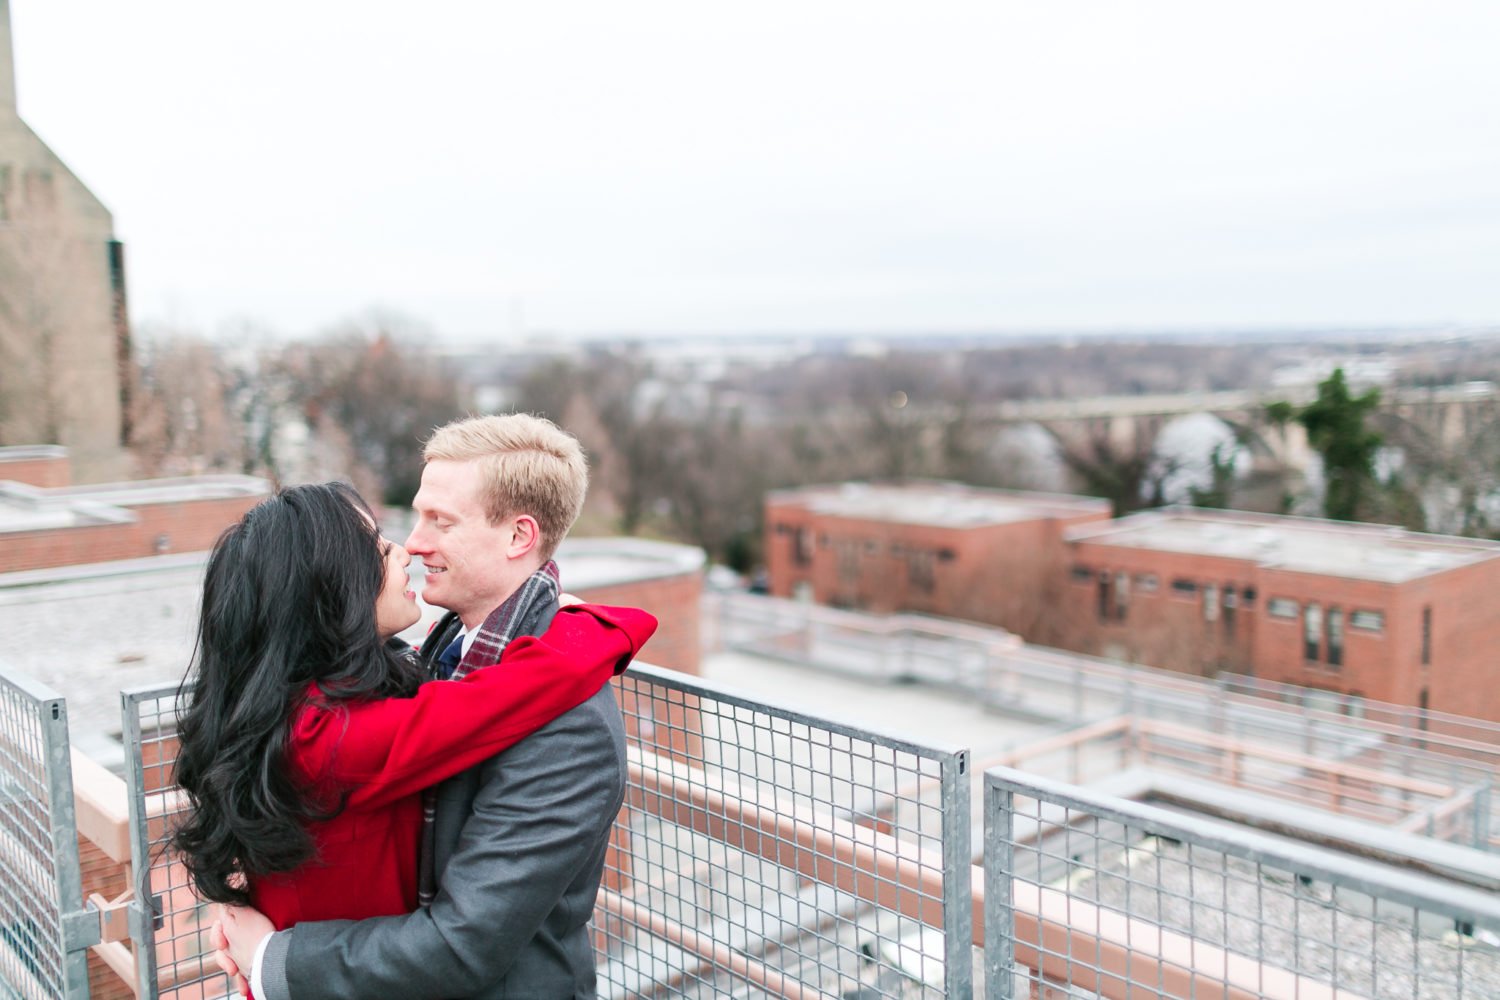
[964,384,1500,473]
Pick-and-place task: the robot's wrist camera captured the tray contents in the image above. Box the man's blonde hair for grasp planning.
[423,413,588,560]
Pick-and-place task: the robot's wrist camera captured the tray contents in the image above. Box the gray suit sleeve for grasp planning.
[260,693,625,1000]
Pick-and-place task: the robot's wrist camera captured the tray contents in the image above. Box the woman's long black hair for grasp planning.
[170,482,425,905]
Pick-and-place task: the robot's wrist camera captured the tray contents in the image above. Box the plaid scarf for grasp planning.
[416,560,561,907]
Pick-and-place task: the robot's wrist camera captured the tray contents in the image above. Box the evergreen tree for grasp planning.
[1298,369,1382,521]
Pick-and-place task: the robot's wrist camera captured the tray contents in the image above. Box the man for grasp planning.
[221,413,635,999]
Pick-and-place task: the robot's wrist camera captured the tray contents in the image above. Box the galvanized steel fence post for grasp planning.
[0,665,94,1000]
[982,774,1014,1000]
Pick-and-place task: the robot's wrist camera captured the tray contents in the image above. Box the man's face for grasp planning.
[406,459,527,629]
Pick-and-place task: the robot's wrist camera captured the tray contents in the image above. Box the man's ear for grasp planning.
[506,515,542,560]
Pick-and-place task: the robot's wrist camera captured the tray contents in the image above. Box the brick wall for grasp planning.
[0,453,71,488]
[771,491,1500,720]
[77,834,133,1000]
[1394,558,1500,722]
[1251,568,1401,700]
[575,569,703,675]
[1063,542,1261,676]
[765,496,1107,643]
[0,494,259,573]
[573,567,704,900]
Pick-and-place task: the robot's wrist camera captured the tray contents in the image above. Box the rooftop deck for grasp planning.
[2,591,1498,998]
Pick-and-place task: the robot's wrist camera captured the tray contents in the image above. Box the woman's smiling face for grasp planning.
[374,536,421,638]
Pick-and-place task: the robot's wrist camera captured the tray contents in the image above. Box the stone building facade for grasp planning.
[0,0,129,480]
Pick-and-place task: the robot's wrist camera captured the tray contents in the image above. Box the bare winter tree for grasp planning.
[271,319,470,504]
[128,331,248,477]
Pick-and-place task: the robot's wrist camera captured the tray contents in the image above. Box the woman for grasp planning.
[170,482,654,928]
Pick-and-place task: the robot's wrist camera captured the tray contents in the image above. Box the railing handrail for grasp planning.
[714,590,1500,747]
[984,764,1500,927]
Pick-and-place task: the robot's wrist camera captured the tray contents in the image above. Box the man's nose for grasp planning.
[405,524,429,553]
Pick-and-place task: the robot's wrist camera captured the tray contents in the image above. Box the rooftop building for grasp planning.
[1068,507,1500,584]
[766,481,1500,722]
[764,482,1111,644]
[1064,507,1500,722]
[774,480,1111,529]
[0,445,271,573]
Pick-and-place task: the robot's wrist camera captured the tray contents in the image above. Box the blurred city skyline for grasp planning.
[12,0,1500,341]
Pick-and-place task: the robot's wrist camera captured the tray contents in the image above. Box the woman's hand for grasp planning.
[559,592,583,607]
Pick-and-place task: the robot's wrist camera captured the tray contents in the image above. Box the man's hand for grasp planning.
[210,917,250,998]
[217,903,275,996]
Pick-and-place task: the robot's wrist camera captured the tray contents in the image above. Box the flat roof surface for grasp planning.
[1068,510,1500,583]
[59,475,270,506]
[0,538,702,768]
[772,482,1109,529]
[556,537,705,590]
[0,475,269,533]
[0,497,110,532]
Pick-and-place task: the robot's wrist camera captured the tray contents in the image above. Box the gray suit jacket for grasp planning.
[259,608,628,999]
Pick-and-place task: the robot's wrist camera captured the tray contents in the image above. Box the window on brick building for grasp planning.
[1202,584,1219,622]
[1304,603,1322,662]
[1097,572,1128,622]
[794,527,814,567]
[835,541,859,583]
[1326,607,1344,668]
[1421,606,1432,666]
[1135,573,1159,593]
[1267,598,1298,619]
[1350,610,1384,632]
[1222,587,1237,635]
[1171,578,1197,597]
[1071,565,1094,583]
[908,550,935,594]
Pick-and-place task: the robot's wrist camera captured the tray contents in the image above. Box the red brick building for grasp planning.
[0,445,269,572]
[1063,509,1500,721]
[763,483,1111,643]
[0,444,72,488]
[558,537,705,675]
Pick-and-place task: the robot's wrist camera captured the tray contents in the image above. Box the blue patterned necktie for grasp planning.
[436,633,464,679]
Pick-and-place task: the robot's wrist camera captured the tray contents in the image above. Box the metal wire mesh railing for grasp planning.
[983,765,1500,999]
[120,681,231,1000]
[710,592,1500,850]
[119,666,974,1000]
[0,666,90,999]
[601,663,974,998]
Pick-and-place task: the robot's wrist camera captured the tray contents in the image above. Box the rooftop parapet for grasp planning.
[1066,505,1500,583]
[768,480,1112,529]
[0,475,269,535]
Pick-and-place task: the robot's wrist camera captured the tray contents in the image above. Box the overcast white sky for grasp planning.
[11,2,1500,340]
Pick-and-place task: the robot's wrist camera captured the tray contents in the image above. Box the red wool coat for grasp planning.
[247,603,656,929]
